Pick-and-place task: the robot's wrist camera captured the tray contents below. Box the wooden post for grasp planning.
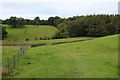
[8,57,10,73]
[18,53,19,64]
[20,47,22,56]
[14,55,15,68]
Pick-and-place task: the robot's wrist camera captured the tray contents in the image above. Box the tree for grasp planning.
[25,19,32,25]
[34,17,40,25]
[40,20,49,25]
[48,17,54,26]
[7,16,26,28]
[67,20,87,37]
[48,16,62,27]
[106,23,118,35]
[54,23,69,39]
[117,22,120,34]
[0,26,8,40]
[54,18,63,27]
[65,14,120,37]
[17,17,26,28]
[53,16,62,27]
[7,16,18,28]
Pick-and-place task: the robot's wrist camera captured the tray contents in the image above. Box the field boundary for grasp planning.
[1,38,95,47]
[1,46,30,75]
[31,38,95,47]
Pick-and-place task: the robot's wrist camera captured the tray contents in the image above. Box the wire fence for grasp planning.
[2,46,30,75]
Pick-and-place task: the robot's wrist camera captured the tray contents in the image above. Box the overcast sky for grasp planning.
[0,0,119,20]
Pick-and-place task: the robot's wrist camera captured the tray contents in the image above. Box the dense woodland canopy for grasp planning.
[1,14,120,39]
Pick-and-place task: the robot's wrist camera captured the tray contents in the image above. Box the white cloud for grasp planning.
[0,0,119,20]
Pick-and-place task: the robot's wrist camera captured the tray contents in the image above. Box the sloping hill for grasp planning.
[2,25,57,41]
[3,35,118,78]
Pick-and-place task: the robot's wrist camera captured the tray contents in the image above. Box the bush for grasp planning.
[54,23,69,39]
[26,38,29,41]
[0,26,8,40]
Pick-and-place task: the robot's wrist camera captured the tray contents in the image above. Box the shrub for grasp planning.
[26,38,29,41]
[54,23,69,39]
[0,26,8,40]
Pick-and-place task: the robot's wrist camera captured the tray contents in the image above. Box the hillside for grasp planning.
[2,25,57,41]
[2,25,93,45]
[3,35,118,78]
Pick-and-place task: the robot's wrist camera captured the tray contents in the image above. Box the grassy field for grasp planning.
[2,37,93,73]
[2,46,20,66]
[2,25,57,42]
[2,25,92,45]
[2,34,118,78]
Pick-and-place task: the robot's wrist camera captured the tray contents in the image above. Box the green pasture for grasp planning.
[2,35,118,78]
[2,25,57,42]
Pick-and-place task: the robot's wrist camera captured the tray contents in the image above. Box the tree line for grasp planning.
[2,16,63,28]
[54,14,120,38]
[63,14,120,37]
[1,14,120,39]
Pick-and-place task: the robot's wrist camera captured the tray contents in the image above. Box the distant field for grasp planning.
[2,25,57,41]
[2,35,118,78]
[2,37,92,45]
[2,25,92,45]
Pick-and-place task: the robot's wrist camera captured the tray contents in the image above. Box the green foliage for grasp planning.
[0,26,8,40]
[47,16,63,27]
[3,16,63,27]
[25,19,32,25]
[54,23,69,39]
[17,17,26,27]
[67,20,86,37]
[65,14,120,37]
[7,16,18,28]
[7,16,25,28]
[117,22,120,34]
[106,23,118,35]
[54,16,63,27]
[2,14,120,38]
[40,20,49,25]
[48,17,54,26]
[34,17,41,25]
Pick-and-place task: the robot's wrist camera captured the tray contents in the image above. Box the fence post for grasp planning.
[23,46,24,54]
[18,53,19,64]
[20,46,22,56]
[14,55,15,69]
[20,46,24,56]
[8,57,10,73]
